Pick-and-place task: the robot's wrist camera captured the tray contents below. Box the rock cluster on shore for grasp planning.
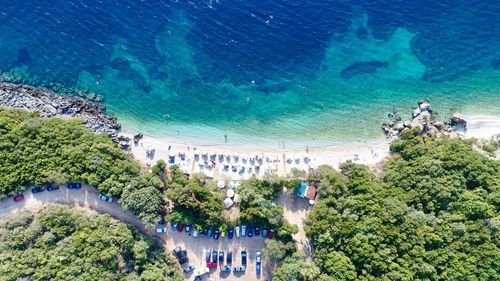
[382,100,467,141]
[0,83,124,143]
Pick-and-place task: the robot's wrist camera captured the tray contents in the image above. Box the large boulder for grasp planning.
[419,102,432,112]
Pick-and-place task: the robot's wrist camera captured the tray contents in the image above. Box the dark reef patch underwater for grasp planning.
[0,0,499,147]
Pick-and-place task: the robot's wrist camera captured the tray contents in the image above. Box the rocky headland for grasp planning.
[0,83,125,143]
[382,100,468,141]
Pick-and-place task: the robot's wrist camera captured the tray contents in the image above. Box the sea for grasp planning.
[0,0,499,149]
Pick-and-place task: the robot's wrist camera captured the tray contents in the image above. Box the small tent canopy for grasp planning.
[233,193,241,203]
[224,198,234,208]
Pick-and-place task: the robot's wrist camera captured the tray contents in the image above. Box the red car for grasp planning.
[268,229,274,239]
[176,224,184,232]
[206,261,213,268]
[13,194,24,202]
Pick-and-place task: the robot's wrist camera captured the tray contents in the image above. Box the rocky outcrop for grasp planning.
[382,100,467,141]
[0,83,123,142]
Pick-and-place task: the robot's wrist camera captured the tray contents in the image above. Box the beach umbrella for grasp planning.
[217,180,225,189]
[226,189,235,198]
[228,181,236,189]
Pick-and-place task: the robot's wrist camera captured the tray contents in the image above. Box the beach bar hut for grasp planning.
[294,181,317,204]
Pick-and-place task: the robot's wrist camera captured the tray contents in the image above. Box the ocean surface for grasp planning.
[0,0,499,149]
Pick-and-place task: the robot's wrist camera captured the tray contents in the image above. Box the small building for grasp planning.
[294,181,317,204]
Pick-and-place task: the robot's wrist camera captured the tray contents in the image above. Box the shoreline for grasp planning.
[123,131,392,179]
[123,111,500,180]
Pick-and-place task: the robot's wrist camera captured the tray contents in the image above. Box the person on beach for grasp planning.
[224,134,228,143]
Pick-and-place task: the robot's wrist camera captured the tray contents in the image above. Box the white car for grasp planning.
[235,226,240,238]
[98,194,113,202]
[194,266,210,277]
[156,227,167,233]
[241,225,246,237]
[192,229,199,237]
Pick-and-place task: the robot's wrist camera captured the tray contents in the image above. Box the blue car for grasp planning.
[31,186,44,194]
[247,227,253,237]
[207,227,213,238]
[213,229,220,239]
[254,227,260,236]
[256,251,262,274]
[46,185,59,192]
[228,228,234,239]
[262,228,268,237]
[171,223,178,231]
[67,182,81,189]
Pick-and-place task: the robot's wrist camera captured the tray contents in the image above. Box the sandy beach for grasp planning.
[123,132,391,180]
[123,114,500,180]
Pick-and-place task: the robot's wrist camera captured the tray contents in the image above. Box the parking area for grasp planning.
[163,227,268,281]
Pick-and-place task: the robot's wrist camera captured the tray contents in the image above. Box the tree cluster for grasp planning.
[0,204,182,281]
[165,166,225,228]
[303,131,499,280]
[0,108,140,198]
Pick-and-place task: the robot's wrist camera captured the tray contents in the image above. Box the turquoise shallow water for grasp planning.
[0,0,499,148]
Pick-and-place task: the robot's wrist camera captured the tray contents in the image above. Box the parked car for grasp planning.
[256,251,262,274]
[235,226,240,238]
[220,230,226,238]
[247,226,253,237]
[212,250,218,267]
[172,247,187,260]
[241,225,246,237]
[205,251,212,268]
[201,228,207,236]
[254,227,260,236]
[192,228,199,237]
[205,251,211,262]
[241,249,247,266]
[194,266,210,277]
[13,194,24,202]
[158,218,166,225]
[176,224,184,232]
[67,182,81,189]
[31,186,44,194]
[227,252,233,265]
[262,228,268,237]
[220,265,231,272]
[183,265,195,274]
[228,228,234,239]
[233,266,246,272]
[46,185,59,192]
[213,229,220,239]
[218,251,224,264]
[171,222,178,231]
[98,194,113,202]
[185,225,191,234]
[207,227,213,238]
[156,227,167,233]
[268,229,274,238]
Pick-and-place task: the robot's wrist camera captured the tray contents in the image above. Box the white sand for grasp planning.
[124,132,391,180]
[124,115,500,180]
[463,114,500,139]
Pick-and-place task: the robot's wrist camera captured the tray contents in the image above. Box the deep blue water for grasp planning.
[0,0,499,146]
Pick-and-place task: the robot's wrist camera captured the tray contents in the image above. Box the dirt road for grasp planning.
[0,187,268,281]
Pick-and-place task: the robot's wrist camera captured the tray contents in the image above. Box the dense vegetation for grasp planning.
[0,108,167,226]
[0,108,139,198]
[302,129,500,280]
[165,166,225,227]
[0,205,182,281]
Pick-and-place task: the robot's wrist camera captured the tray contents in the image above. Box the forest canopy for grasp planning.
[0,108,140,198]
[0,204,182,281]
[304,131,500,280]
